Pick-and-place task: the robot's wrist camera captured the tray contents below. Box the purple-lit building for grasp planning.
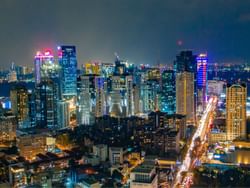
[197,53,208,112]
[34,50,54,84]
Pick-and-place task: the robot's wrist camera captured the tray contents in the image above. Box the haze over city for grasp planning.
[1,0,250,68]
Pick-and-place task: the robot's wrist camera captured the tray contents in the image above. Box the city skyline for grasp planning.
[1,0,250,68]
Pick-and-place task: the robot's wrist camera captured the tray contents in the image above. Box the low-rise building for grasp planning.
[93,144,108,162]
[130,161,158,188]
[109,147,124,165]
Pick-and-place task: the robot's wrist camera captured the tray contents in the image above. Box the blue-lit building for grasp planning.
[160,70,176,114]
[197,54,208,112]
[58,46,77,99]
[35,79,58,128]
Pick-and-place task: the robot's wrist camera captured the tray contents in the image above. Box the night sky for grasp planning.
[1,0,250,68]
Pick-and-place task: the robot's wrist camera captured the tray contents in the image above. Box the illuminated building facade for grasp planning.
[58,46,77,99]
[17,134,47,160]
[174,50,197,121]
[35,79,58,128]
[197,53,208,112]
[160,70,176,114]
[226,83,247,140]
[130,162,158,188]
[141,80,161,113]
[95,77,106,117]
[34,50,55,84]
[0,115,17,142]
[77,76,92,125]
[176,72,195,125]
[10,85,29,128]
[57,100,70,128]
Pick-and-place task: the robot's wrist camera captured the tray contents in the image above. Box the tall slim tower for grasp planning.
[35,79,58,128]
[174,50,197,124]
[226,83,247,141]
[77,76,92,125]
[197,54,208,112]
[160,70,176,114]
[10,85,29,128]
[58,46,77,99]
[176,72,195,125]
[95,77,105,117]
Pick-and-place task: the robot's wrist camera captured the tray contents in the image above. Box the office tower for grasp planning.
[58,46,77,99]
[57,100,70,128]
[174,50,197,73]
[85,61,102,75]
[197,53,208,112]
[0,114,17,142]
[141,80,160,113]
[109,75,134,117]
[28,91,36,128]
[176,72,195,125]
[109,76,124,117]
[126,75,134,116]
[226,83,247,141]
[174,50,197,119]
[34,50,54,84]
[36,79,58,128]
[10,85,29,128]
[95,77,106,117]
[114,55,126,75]
[77,76,92,125]
[160,70,176,114]
[133,84,141,115]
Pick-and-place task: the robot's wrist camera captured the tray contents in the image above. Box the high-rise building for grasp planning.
[77,76,92,125]
[176,72,195,125]
[197,53,208,112]
[58,46,77,99]
[141,80,161,113]
[34,50,54,84]
[95,77,106,117]
[226,83,247,141]
[160,70,176,114]
[174,50,197,73]
[174,50,197,120]
[10,85,29,128]
[57,100,70,128]
[109,75,134,117]
[35,79,58,128]
[0,114,17,142]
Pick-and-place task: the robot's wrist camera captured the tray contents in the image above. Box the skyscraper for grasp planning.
[226,83,247,141]
[160,70,176,114]
[76,76,92,125]
[197,53,208,112]
[174,50,197,73]
[36,79,58,128]
[95,77,106,117]
[176,72,195,125]
[58,46,77,99]
[34,50,54,84]
[174,50,197,124]
[10,85,29,128]
[57,100,70,128]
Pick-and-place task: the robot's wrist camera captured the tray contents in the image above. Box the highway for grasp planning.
[173,97,217,187]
